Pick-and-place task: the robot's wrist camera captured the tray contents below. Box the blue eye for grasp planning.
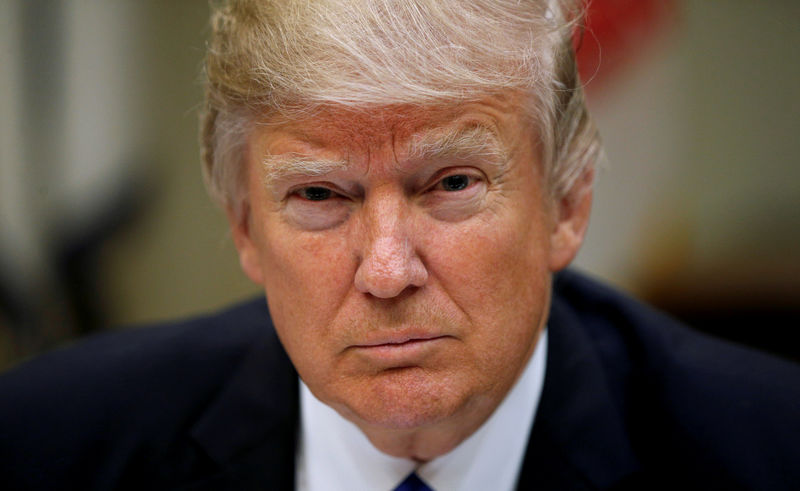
[300,187,332,201]
[440,175,470,191]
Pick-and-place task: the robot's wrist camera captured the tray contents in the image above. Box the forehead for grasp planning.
[254,92,532,157]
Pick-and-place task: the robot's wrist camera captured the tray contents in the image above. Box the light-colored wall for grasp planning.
[575,0,800,298]
[98,2,259,326]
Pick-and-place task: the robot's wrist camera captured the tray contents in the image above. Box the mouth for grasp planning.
[350,333,451,365]
[355,333,447,348]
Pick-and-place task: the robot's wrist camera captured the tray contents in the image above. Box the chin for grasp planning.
[342,366,472,431]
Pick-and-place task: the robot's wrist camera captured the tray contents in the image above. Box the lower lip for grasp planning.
[353,337,449,365]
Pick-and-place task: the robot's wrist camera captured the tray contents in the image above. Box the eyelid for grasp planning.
[287,182,348,201]
[426,167,485,191]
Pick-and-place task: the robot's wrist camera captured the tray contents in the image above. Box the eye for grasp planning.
[284,185,350,230]
[439,174,471,191]
[298,186,333,201]
[423,171,486,222]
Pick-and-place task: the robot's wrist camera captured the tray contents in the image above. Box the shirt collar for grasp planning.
[297,329,548,491]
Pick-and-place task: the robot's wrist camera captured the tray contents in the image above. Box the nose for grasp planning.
[353,193,428,298]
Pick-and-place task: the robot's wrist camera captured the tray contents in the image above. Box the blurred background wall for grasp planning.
[1,0,798,369]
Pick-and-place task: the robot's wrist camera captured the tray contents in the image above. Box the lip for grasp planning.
[354,331,447,348]
[349,332,451,365]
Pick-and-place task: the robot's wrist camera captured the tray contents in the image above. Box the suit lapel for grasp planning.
[189,320,299,490]
[516,293,641,490]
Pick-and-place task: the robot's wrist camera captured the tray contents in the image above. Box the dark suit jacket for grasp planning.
[1,271,799,490]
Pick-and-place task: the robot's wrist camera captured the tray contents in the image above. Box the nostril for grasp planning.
[354,259,412,298]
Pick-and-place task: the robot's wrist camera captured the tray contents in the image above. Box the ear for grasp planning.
[227,203,265,285]
[548,165,594,272]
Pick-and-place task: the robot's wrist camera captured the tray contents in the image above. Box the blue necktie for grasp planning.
[393,472,433,491]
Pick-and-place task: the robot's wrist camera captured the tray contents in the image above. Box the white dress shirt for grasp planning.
[296,330,547,491]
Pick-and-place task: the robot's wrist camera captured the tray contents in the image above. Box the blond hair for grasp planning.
[201,0,599,218]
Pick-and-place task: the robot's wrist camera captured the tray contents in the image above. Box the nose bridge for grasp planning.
[368,189,405,246]
[354,188,428,298]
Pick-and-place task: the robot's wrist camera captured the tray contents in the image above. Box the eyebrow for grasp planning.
[262,123,511,191]
[262,153,348,188]
[407,124,510,170]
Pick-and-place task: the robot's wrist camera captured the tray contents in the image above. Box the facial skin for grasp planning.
[230,91,592,461]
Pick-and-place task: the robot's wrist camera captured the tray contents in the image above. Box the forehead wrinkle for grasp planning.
[258,105,518,187]
[275,105,435,149]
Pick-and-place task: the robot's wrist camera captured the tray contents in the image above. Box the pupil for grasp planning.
[442,175,469,191]
[303,187,331,201]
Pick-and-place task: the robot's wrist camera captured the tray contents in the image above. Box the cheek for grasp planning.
[422,208,552,361]
[256,222,355,362]
[425,208,551,310]
[263,230,352,295]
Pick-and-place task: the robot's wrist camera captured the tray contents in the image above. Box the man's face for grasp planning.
[233,92,588,451]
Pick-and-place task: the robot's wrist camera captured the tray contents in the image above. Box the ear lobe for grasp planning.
[227,204,265,285]
[548,166,594,272]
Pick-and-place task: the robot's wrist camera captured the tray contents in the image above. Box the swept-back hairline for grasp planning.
[202,0,599,219]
